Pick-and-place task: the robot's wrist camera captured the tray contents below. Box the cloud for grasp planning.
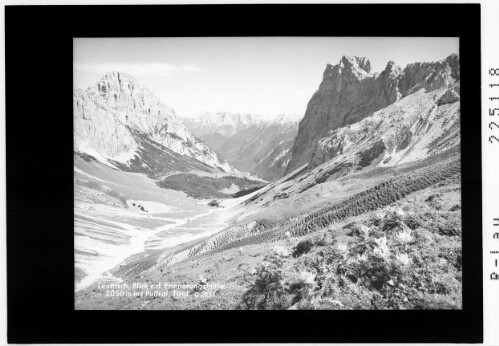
[181,64,206,72]
[74,62,206,76]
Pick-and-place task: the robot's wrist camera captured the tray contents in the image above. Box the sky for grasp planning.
[74,37,458,119]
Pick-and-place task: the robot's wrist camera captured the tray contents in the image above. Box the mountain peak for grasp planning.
[97,71,138,88]
[322,56,372,82]
[74,72,237,174]
[384,60,397,69]
[340,55,372,74]
[270,113,301,125]
[444,53,460,79]
[286,54,460,174]
[85,71,179,120]
[92,71,139,101]
[382,61,402,77]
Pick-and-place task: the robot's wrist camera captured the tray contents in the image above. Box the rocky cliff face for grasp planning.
[286,54,460,174]
[184,113,299,181]
[312,86,460,173]
[74,72,235,174]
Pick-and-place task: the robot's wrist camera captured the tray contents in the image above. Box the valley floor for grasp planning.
[74,156,250,292]
[75,153,462,310]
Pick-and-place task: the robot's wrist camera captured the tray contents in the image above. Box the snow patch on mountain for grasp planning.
[272,148,289,164]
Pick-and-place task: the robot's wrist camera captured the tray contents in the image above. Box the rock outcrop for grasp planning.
[285,54,460,174]
[74,72,235,174]
[312,86,460,172]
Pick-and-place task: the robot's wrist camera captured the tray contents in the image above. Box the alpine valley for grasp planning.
[183,112,299,181]
[75,54,462,310]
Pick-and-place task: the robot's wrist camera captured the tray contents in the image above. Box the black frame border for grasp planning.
[6,4,482,343]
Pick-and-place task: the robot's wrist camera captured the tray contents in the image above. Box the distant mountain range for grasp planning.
[184,112,299,181]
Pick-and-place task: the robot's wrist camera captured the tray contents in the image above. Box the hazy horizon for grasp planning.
[74,37,458,119]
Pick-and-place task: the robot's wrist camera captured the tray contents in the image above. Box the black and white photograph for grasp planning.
[73,37,463,310]
[5,2,487,343]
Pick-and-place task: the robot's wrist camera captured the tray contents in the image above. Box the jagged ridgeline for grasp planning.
[286,54,460,174]
[73,72,265,198]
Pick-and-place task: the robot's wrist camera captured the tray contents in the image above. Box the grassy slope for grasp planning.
[75,153,461,310]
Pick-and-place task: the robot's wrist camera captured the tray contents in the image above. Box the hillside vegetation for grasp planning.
[75,152,461,310]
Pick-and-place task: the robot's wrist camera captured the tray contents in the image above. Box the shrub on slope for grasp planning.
[239,188,462,310]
